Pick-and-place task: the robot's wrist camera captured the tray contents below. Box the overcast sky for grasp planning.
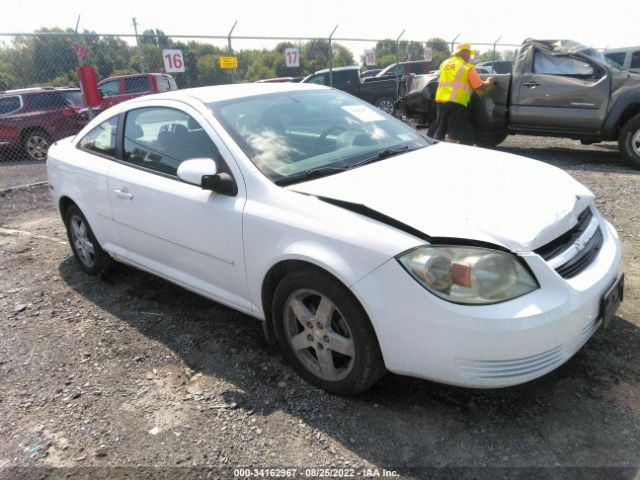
[1,0,637,53]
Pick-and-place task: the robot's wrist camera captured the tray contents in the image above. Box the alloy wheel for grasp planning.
[69,214,95,268]
[26,135,50,161]
[283,289,355,382]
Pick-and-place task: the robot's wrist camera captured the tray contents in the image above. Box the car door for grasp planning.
[510,50,610,132]
[106,102,251,312]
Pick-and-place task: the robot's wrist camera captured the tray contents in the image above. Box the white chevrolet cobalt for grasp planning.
[47,83,623,395]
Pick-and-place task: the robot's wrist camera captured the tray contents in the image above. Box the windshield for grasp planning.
[581,48,623,71]
[210,89,432,183]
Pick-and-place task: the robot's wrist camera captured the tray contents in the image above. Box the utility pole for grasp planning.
[132,17,145,73]
[227,20,237,84]
[328,25,338,88]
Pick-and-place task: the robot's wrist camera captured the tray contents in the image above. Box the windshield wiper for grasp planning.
[275,166,348,186]
[275,144,425,187]
[349,144,422,169]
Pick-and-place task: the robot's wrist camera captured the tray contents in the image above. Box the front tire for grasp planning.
[618,113,640,169]
[64,204,113,275]
[375,96,396,115]
[272,268,385,396]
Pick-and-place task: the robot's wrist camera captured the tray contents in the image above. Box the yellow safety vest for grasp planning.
[435,55,474,106]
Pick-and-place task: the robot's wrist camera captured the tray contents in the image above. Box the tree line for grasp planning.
[0,27,508,91]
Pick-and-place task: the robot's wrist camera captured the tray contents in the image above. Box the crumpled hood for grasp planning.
[289,143,594,252]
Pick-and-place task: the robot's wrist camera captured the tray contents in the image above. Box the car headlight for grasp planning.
[397,246,539,305]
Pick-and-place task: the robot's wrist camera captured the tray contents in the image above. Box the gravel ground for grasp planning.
[0,136,639,480]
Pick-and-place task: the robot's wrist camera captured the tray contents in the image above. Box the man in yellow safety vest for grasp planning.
[431,42,494,143]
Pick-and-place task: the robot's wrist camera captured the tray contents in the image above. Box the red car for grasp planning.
[98,73,177,110]
[0,87,88,161]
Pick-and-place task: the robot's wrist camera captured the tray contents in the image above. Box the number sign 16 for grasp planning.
[285,48,300,68]
[163,49,185,73]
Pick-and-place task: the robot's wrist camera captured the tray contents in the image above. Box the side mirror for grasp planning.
[177,157,238,196]
[177,157,217,185]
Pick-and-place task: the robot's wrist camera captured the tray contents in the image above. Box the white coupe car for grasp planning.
[47,83,623,395]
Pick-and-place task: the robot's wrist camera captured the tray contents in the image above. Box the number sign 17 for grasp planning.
[285,48,300,68]
[163,49,185,73]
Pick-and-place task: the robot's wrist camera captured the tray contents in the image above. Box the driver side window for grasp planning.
[122,107,222,176]
[99,80,120,97]
[533,53,595,76]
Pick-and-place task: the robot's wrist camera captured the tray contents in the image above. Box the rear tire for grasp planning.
[618,113,640,169]
[272,268,385,396]
[64,204,113,275]
[23,129,52,161]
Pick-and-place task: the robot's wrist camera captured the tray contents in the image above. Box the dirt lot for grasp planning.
[1,137,639,480]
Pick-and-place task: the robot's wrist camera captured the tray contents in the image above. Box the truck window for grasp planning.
[156,76,171,93]
[533,53,594,76]
[605,52,626,69]
[124,76,151,94]
[305,74,326,85]
[99,80,119,97]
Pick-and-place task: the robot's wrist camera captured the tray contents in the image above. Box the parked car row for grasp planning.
[0,73,177,161]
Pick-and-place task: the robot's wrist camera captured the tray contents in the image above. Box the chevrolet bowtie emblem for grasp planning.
[575,238,587,251]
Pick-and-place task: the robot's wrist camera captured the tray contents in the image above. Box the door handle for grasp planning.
[524,81,539,88]
[114,188,133,200]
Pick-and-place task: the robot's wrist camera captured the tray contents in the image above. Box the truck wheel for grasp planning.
[618,114,640,169]
[474,132,508,148]
[375,96,395,115]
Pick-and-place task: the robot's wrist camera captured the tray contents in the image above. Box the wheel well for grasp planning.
[260,260,359,345]
[58,196,77,221]
[617,104,640,135]
[20,126,50,144]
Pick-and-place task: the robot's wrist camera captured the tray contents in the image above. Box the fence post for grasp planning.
[492,35,502,64]
[227,20,238,84]
[132,17,145,73]
[395,29,405,102]
[328,25,338,88]
[450,33,460,53]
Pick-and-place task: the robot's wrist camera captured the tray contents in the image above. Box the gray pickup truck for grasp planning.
[399,39,640,168]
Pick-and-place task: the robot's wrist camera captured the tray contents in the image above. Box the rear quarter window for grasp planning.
[631,51,640,69]
[78,116,118,158]
[0,96,22,115]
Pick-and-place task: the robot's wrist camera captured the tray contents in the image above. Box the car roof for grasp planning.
[124,82,327,105]
[1,87,79,96]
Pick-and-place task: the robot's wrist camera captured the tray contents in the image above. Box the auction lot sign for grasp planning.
[219,56,238,69]
[162,49,185,72]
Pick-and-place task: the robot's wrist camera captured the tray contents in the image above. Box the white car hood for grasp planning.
[289,143,594,252]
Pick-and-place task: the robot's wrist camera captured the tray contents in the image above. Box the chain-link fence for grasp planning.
[0,30,521,164]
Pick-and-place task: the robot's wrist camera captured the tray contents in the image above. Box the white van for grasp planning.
[604,47,640,73]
